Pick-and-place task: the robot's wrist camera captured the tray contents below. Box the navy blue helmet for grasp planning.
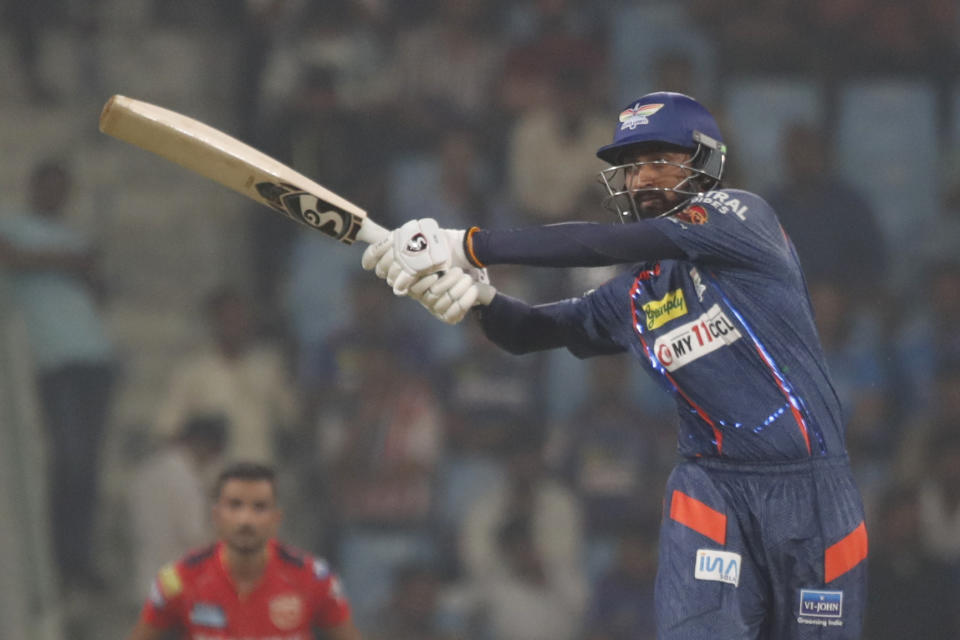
[597,92,727,220]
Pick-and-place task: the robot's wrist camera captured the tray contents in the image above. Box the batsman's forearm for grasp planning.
[467,221,685,268]
[475,293,622,358]
[475,294,572,354]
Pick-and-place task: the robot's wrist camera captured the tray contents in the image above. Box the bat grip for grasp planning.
[357,219,389,244]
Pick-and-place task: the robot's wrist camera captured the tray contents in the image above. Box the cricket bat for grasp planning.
[98,94,387,245]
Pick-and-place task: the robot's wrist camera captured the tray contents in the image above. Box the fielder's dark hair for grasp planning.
[213,462,276,500]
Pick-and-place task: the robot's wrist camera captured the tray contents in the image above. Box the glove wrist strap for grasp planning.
[464,226,485,267]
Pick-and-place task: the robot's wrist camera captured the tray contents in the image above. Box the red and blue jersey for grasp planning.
[477,189,846,461]
[141,540,351,640]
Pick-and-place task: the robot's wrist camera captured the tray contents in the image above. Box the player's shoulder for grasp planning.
[146,544,217,612]
[164,543,218,582]
[273,541,336,583]
[683,188,775,222]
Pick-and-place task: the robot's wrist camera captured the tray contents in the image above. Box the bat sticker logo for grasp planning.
[405,233,429,253]
[255,182,361,243]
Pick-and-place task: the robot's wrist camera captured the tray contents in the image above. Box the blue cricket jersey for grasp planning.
[476,189,846,462]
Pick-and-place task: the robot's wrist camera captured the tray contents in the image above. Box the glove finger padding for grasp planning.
[447,274,475,300]
[440,286,478,324]
[423,269,464,311]
[386,262,405,290]
[374,247,397,280]
[392,269,418,295]
[408,273,441,301]
[362,236,392,272]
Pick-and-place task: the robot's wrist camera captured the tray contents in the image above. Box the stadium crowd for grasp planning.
[2,0,960,638]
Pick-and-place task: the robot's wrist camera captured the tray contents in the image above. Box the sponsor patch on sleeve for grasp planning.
[158,564,183,599]
[149,580,166,608]
[313,559,330,580]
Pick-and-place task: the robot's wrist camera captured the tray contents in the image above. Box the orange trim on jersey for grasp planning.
[465,226,485,267]
[669,490,727,545]
[824,521,868,583]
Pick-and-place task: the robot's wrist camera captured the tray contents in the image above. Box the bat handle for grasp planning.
[357,219,389,244]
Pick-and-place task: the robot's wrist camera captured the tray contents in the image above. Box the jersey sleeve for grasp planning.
[140,563,186,629]
[477,291,626,358]
[309,558,351,629]
[646,190,794,273]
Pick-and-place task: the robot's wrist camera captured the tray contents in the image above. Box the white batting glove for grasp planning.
[361,218,465,294]
[407,267,496,324]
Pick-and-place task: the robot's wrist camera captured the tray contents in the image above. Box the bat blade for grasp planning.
[98,94,386,244]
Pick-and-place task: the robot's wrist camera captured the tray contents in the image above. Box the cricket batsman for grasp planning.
[363,91,868,639]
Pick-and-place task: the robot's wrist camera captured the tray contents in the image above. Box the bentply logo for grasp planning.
[799,590,843,618]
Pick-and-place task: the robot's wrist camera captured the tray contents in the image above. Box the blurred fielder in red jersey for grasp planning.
[126,462,362,640]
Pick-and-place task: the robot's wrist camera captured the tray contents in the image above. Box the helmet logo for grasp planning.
[619,103,664,130]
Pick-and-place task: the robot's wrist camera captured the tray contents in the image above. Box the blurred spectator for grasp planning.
[553,355,666,546]
[298,273,428,422]
[313,337,444,620]
[388,0,505,146]
[475,516,586,640]
[810,0,957,75]
[651,50,700,99]
[316,338,444,529]
[257,0,395,120]
[895,361,960,481]
[891,261,960,416]
[583,523,659,640]
[152,0,241,27]
[235,0,305,140]
[918,149,960,263]
[127,413,228,601]
[433,320,544,569]
[1,0,57,103]
[367,563,450,640]
[154,286,298,464]
[863,484,958,639]
[440,320,543,460]
[506,67,610,225]
[497,0,606,117]
[688,0,811,73]
[0,158,116,592]
[388,122,500,230]
[807,278,894,515]
[255,62,387,308]
[768,122,888,305]
[459,427,586,598]
[915,424,960,565]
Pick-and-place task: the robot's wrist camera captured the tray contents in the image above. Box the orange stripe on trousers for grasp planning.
[669,490,727,545]
[824,521,868,583]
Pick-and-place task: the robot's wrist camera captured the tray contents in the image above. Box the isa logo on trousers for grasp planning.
[799,590,843,618]
[694,549,741,587]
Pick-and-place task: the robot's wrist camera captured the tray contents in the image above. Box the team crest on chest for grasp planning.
[269,593,304,630]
